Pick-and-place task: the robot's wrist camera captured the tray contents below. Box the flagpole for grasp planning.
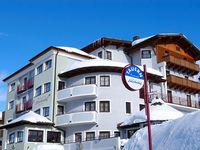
[143,64,153,150]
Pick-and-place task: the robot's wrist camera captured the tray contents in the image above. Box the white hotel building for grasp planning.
[1,34,200,150]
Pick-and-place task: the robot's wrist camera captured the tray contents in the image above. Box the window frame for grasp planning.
[58,81,65,91]
[85,101,96,111]
[74,132,82,142]
[98,51,103,58]
[36,64,43,75]
[43,106,50,117]
[47,131,61,143]
[9,82,15,92]
[57,105,64,115]
[100,75,110,87]
[105,51,112,60]
[44,82,51,93]
[85,76,96,85]
[8,100,14,110]
[99,131,110,139]
[44,59,52,70]
[34,109,40,115]
[141,50,151,59]
[99,101,110,112]
[8,132,15,144]
[35,86,42,97]
[28,130,43,143]
[126,102,131,114]
[17,131,24,143]
[86,132,95,141]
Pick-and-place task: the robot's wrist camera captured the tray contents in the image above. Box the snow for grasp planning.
[121,98,183,126]
[56,46,97,58]
[61,59,163,77]
[132,36,153,46]
[33,144,64,150]
[6,111,52,125]
[123,110,200,150]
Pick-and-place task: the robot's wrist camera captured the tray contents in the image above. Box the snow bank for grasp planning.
[123,110,200,150]
[33,144,64,150]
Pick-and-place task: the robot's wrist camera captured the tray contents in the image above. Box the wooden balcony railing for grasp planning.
[163,55,199,75]
[152,92,200,109]
[167,75,200,94]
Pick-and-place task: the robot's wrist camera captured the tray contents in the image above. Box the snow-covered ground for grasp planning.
[123,110,200,150]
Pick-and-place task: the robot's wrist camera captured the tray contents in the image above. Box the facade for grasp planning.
[2,33,200,150]
[0,112,5,150]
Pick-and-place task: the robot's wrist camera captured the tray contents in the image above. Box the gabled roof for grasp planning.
[0,111,53,129]
[81,37,132,53]
[126,33,200,60]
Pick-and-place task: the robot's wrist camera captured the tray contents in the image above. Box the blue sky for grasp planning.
[0,0,200,111]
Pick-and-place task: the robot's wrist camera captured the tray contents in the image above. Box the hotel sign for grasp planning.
[122,65,144,91]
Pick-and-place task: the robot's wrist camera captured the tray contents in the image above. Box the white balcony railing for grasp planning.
[57,84,97,102]
[56,111,97,127]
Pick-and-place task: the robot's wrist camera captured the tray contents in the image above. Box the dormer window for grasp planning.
[141,50,151,59]
[105,51,112,60]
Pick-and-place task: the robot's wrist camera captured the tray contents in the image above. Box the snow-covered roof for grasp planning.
[61,59,163,77]
[56,46,97,58]
[131,33,182,46]
[1,111,52,129]
[120,98,183,126]
[123,110,200,150]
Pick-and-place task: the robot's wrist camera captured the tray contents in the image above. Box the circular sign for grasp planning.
[122,65,144,91]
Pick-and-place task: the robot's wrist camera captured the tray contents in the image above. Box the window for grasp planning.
[100,75,110,87]
[85,102,95,111]
[9,82,15,92]
[100,101,110,112]
[58,81,65,90]
[139,88,144,99]
[36,64,43,75]
[17,131,24,142]
[44,82,51,93]
[9,101,14,110]
[105,51,112,60]
[9,132,15,144]
[43,107,50,117]
[35,86,42,97]
[126,102,131,114]
[28,130,43,142]
[47,131,61,143]
[98,51,103,58]
[45,59,52,70]
[166,70,170,75]
[85,76,96,85]
[75,133,82,142]
[99,131,110,139]
[114,131,120,137]
[139,104,145,111]
[35,109,40,115]
[57,105,64,115]
[127,129,135,138]
[141,50,151,58]
[86,132,95,141]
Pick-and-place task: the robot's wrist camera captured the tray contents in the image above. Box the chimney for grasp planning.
[132,36,140,41]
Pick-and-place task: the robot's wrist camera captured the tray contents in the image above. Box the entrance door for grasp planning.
[167,90,172,103]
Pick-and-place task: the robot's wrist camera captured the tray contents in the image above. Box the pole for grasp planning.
[143,65,153,150]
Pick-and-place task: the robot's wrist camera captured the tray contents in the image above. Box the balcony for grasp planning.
[163,55,199,75]
[15,100,33,113]
[155,93,200,109]
[167,75,200,94]
[56,111,97,127]
[57,84,97,102]
[17,78,34,94]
